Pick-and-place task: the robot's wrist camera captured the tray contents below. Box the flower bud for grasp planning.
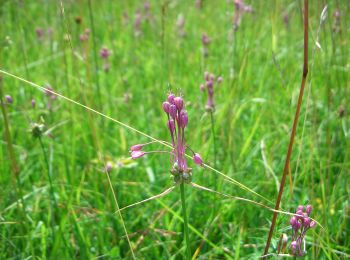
[169,104,177,118]
[296,209,303,219]
[131,150,145,159]
[162,101,170,113]
[167,93,175,104]
[193,153,203,166]
[210,74,215,81]
[168,119,175,133]
[179,110,188,128]
[5,95,13,104]
[130,144,143,151]
[31,98,36,108]
[106,161,113,172]
[306,205,312,215]
[290,240,298,250]
[206,80,213,88]
[297,205,304,211]
[200,84,205,91]
[174,96,184,111]
[290,216,297,226]
[303,217,311,227]
[217,76,223,83]
[309,221,316,228]
[204,71,209,81]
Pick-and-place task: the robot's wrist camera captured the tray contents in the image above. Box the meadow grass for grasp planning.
[0,0,349,259]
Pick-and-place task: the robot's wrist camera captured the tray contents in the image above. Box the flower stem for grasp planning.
[180,182,191,260]
[210,111,217,183]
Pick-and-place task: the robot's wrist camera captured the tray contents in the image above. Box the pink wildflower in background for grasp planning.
[200,72,223,112]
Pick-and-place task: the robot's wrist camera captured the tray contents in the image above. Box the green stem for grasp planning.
[180,182,191,260]
[210,111,217,181]
[38,136,57,240]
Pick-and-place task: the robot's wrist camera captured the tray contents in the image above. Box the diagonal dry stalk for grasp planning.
[263,0,309,257]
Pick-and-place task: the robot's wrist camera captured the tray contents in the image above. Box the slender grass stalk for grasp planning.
[38,136,57,242]
[180,182,191,260]
[263,0,309,257]
[38,136,71,256]
[210,111,217,178]
[87,0,101,106]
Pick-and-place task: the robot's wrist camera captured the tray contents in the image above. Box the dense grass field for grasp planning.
[0,0,349,259]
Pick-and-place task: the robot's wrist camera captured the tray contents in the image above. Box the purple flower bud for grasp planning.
[167,93,175,104]
[130,144,143,151]
[131,150,145,159]
[106,161,113,172]
[204,71,209,81]
[5,95,13,104]
[179,110,188,128]
[206,80,213,88]
[309,221,316,228]
[210,74,215,81]
[174,96,184,111]
[169,104,177,118]
[162,101,170,113]
[217,76,223,83]
[296,209,304,219]
[297,205,304,211]
[100,47,110,59]
[290,216,297,226]
[290,240,298,250]
[200,84,205,91]
[193,153,203,166]
[303,217,311,227]
[31,98,36,108]
[167,119,175,133]
[306,205,312,215]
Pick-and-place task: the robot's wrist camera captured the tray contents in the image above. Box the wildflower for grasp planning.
[129,93,203,184]
[176,14,186,37]
[100,47,110,59]
[233,0,253,31]
[44,84,57,110]
[134,11,142,37]
[35,27,44,40]
[200,71,223,112]
[79,28,90,42]
[100,47,111,72]
[289,204,316,256]
[333,9,341,33]
[105,161,113,172]
[5,95,13,104]
[201,33,211,57]
[31,98,36,108]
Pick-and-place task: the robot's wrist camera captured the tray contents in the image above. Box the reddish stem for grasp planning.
[262,0,308,258]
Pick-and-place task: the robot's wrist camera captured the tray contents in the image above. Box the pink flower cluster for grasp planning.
[200,72,223,112]
[129,94,204,184]
[289,205,316,256]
